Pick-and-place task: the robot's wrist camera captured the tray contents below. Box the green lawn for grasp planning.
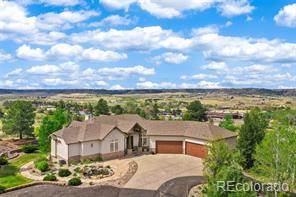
[0,152,45,188]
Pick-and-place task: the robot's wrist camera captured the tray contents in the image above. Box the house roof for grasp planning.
[52,114,237,144]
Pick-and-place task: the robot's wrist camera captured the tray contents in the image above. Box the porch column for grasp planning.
[138,133,142,147]
[128,135,132,149]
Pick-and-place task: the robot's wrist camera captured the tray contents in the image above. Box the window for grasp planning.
[142,135,149,146]
[110,139,119,152]
[91,143,93,148]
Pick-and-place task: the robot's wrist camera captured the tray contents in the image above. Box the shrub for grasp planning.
[82,159,92,164]
[35,161,49,172]
[0,186,5,194]
[34,157,47,164]
[43,173,57,181]
[68,177,82,186]
[95,156,103,162]
[74,167,81,173]
[0,156,8,165]
[58,169,71,177]
[22,144,38,153]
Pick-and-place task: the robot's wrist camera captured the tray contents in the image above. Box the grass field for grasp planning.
[0,152,45,188]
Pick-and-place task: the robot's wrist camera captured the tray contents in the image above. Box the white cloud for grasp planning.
[100,0,253,18]
[274,3,296,28]
[27,65,61,74]
[71,26,191,51]
[151,52,188,64]
[16,44,46,60]
[181,74,217,80]
[18,43,127,62]
[40,0,82,6]
[46,43,82,58]
[95,81,108,86]
[71,25,296,64]
[179,81,223,89]
[225,21,232,27]
[43,78,79,86]
[195,30,296,63]
[97,65,155,77]
[100,0,137,10]
[81,48,127,62]
[201,61,228,71]
[0,50,12,62]
[5,68,23,78]
[0,1,67,45]
[136,81,177,89]
[217,0,254,17]
[89,15,134,27]
[110,84,126,90]
[37,10,99,31]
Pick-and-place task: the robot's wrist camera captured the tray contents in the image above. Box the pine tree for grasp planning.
[94,99,109,116]
[3,101,35,139]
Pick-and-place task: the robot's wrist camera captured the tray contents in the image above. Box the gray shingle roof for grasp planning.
[52,114,237,144]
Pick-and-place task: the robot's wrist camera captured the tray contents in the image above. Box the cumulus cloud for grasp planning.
[40,0,83,6]
[16,44,127,62]
[100,0,254,18]
[89,15,135,27]
[151,52,188,65]
[5,63,155,88]
[37,10,99,31]
[181,74,218,80]
[16,44,46,60]
[27,65,61,74]
[217,0,254,17]
[0,50,12,63]
[274,3,296,27]
[136,81,177,89]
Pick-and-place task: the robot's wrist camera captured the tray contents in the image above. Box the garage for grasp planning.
[156,141,183,154]
[185,142,208,158]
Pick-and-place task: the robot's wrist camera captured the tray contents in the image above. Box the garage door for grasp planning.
[156,141,183,154]
[185,142,208,158]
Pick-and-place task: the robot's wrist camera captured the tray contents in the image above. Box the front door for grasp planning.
[127,136,134,149]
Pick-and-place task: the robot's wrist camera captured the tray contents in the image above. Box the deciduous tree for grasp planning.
[237,108,268,169]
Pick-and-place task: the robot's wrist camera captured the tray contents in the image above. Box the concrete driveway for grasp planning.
[124,154,203,190]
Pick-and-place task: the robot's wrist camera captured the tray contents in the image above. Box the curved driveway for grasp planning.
[124,154,203,190]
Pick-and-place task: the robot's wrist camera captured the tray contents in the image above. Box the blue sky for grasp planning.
[0,0,296,89]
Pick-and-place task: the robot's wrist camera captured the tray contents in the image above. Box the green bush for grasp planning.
[74,167,81,173]
[0,156,8,165]
[58,169,71,177]
[35,161,49,172]
[43,173,57,181]
[68,177,82,186]
[0,185,5,193]
[95,156,103,162]
[34,157,47,164]
[22,144,38,153]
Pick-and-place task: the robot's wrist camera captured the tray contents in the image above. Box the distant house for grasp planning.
[78,111,93,120]
[50,114,237,163]
[207,111,243,120]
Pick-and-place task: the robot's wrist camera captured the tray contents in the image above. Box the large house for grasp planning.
[50,114,237,163]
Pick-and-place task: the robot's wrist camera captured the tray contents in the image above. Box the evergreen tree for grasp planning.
[237,108,268,169]
[111,105,124,115]
[94,99,109,116]
[3,101,35,139]
[183,100,207,121]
